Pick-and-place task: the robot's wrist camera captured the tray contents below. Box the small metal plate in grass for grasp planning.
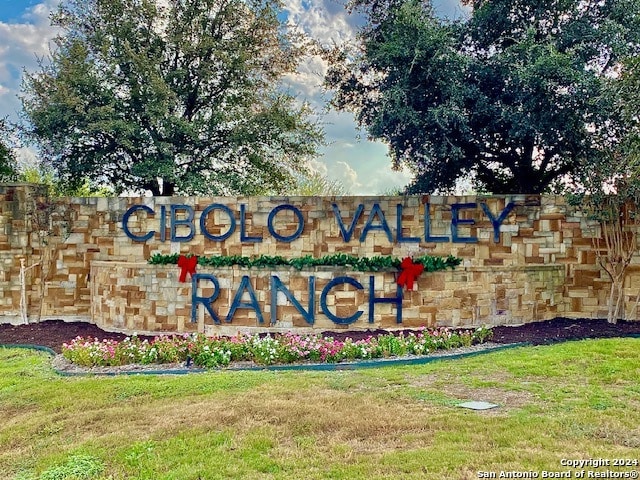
[457,401,499,410]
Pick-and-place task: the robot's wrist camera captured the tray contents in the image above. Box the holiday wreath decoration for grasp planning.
[150,252,462,274]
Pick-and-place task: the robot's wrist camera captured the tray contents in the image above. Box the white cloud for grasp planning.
[0,1,60,122]
[284,54,329,100]
[284,0,357,47]
[334,160,362,191]
[307,158,329,176]
[322,137,413,195]
[282,0,362,108]
[14,146,40,166]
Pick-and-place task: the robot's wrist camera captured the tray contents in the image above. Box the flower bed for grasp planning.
[62,327,493,368]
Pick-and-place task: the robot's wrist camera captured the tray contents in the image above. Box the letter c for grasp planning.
[320,276,364,325]
[122,204,155,242]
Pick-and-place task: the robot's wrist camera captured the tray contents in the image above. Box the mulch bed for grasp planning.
[1,318,639,354]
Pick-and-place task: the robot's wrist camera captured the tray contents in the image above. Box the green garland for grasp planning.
[148,252,462,273]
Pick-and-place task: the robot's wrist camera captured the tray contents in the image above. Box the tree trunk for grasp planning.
[146,180,175,196]
[607,279,625,324]
[607,278,623,324]
[146,182,161,196]
[162,181,176,196]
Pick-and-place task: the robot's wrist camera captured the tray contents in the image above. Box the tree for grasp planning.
[0,119,18,182]
[288,172,349,196]
[568,157,640,323]
[565,55,640,324]
[325,0,640,194]
[618,56,640,160]
[22,0,323,196]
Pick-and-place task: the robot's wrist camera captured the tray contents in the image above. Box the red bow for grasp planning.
[397,257,424,290]
[177,255,198,282]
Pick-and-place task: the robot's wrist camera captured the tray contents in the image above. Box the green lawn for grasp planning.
[1,338,639,479]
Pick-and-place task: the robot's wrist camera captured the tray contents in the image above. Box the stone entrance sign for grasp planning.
[0,183,632,334]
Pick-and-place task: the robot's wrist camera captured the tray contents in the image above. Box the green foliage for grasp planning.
[21,0,323,196]
[38,454,104,480]
[617,56,640,160]
[287,172,350,196]
[0,119,18,182]
[376,334,408,357]
[0,147,16,182]
[568,52,640,226]
[148,252,462,272]
[567,55,640,221]
[326,0,640,194]
[377,186,406,196]
[20,166,113,197]
[414,254,462,272]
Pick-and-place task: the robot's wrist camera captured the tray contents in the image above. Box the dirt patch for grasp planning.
[445,384,533,412]
[407,370,535,414]
[0,320,154,353]
[491,317,640,345]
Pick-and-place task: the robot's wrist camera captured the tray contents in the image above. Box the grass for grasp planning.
[1,338,639,479]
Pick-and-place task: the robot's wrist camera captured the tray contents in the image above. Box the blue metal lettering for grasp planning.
[160,205,166,242]
[240,204,262,243]
[268,204,305,242]
[191,273,221,324]
[122,204,155,242]
[170,205,195,242]
[424,203,449,242]
[271,275,315,325]
[332,203,364,242]
[368,276,403,324]
[359,203,393,242]
[200,203,236,241]
[320,276,364,325]
[481,202,515,243]
[451,203,478,243]
[396,204,420,243]
[227,275,264,323]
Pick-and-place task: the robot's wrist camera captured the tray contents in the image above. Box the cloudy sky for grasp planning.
[0,0,466,194]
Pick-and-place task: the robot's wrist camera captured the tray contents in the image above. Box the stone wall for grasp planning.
[1,183,637,334]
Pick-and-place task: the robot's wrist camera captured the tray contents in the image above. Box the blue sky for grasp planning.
[0,0,466,194]
[0,0,41,22]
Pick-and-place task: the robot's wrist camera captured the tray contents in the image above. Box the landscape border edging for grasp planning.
[2,342,531,376]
